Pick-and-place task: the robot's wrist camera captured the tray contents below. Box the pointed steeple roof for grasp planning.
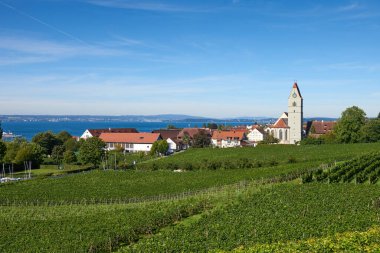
[292,82,303,98]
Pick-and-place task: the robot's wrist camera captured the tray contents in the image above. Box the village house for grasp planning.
[247,127,265,142]
[80,128,138,139]
[306,120,336,138]
[152,129,183,153]
[211,130,247,148]
[99,132,161,153]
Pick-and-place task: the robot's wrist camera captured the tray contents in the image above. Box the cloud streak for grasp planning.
[86,0,204,12]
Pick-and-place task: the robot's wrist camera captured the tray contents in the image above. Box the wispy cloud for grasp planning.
[337,3,361,12]
[86,0,204,12]
[0,35,128,65]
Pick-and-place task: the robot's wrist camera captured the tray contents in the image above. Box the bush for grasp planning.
[301,172,313,183]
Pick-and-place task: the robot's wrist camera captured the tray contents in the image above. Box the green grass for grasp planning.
[6,164,91,178]
[0,162,314,204]
[122,183,380,252]
[0,197,213,253]
[232,226,380,252]
[138,143,380,170]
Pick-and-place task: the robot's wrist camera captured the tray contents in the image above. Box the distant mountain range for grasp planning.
[0,114,338,123]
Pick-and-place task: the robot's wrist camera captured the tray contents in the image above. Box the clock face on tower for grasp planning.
[292,92,297,98]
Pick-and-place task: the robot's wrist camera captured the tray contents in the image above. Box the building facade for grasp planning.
[266,82,304,144]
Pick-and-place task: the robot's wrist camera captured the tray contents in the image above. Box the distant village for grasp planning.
[79,83,336,154]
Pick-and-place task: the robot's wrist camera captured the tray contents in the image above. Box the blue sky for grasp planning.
[0,0,379,118]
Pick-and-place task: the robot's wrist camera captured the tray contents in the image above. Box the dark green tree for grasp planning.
[78,137,106,167]
[335,106,366,143]
[378,112,380,119]
[32,131,62,155]
[167,124,177,129]
[0,121,3,139]
[63,150,77,164]
[14,142,44,167]
[0,141,6,162]
[361,119,380,143]
[51,145,65,164]
[64,138,80,152]
[207,123,218,129]
[3,138,27,164]
[150,140,169,156]
[56,131,72,144]
[193,131,211,148]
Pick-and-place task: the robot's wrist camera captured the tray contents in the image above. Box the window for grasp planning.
[293,102,297,107]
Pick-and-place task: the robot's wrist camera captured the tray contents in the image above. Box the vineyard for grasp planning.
[0,162,319,204]
[303,152,380,184]
[1,143,380,252]
[121,183,380,252]
[232,226,380,252]
[138,143,380,171]
[0,196,214,252]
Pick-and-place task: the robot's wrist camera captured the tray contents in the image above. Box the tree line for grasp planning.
[302,106,380,144]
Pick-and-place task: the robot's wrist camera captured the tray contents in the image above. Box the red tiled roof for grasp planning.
[212,130,245,141]
[310,121,336,134]
[99,133,161,144]
[293,82,303,98]
[272,118,289,128]
[88,128,138,137]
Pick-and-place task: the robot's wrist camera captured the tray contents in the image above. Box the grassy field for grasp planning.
[0,162,314,204]
[0,197,213,252]
[138,143,380,170]
[122,183,380,252]
[1,143,380,252]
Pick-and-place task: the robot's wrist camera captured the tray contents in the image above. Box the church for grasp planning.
[265,82,304,144]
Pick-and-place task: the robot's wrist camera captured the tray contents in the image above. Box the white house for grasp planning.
[80,128,138,139]
[211,130,246,148]
[99,133,162,153]
[247,128,265,142]
[151,129,182,153]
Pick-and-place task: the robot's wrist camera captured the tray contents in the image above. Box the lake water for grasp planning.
[1,121,245,140]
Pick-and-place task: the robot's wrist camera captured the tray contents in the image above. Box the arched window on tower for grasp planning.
[285,129,288,140]
[293,102,297,107]
[279,129,283,140]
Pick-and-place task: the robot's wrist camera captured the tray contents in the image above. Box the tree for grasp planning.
[361,119,380,143]
[261,133,279,144]
[3,138,27,164]
[334,106,366,143]
[78,137,105,167]
[51,145,65,164]
[167,124,177,129]
[32,131,62,155]
[207,123,218,129]
[150,140,169,156]
[64,138,80,152]
[0,141,6,162]
[0,121,3,140]
[56,131,72,144]
[14,142,44,167]
[193,131,211,148]
[378,112,380,119]
[63,150,77,164]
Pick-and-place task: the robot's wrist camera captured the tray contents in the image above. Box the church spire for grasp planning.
[292,81,303,98]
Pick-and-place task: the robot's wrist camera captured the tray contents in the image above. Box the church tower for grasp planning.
[288,82,303,144]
